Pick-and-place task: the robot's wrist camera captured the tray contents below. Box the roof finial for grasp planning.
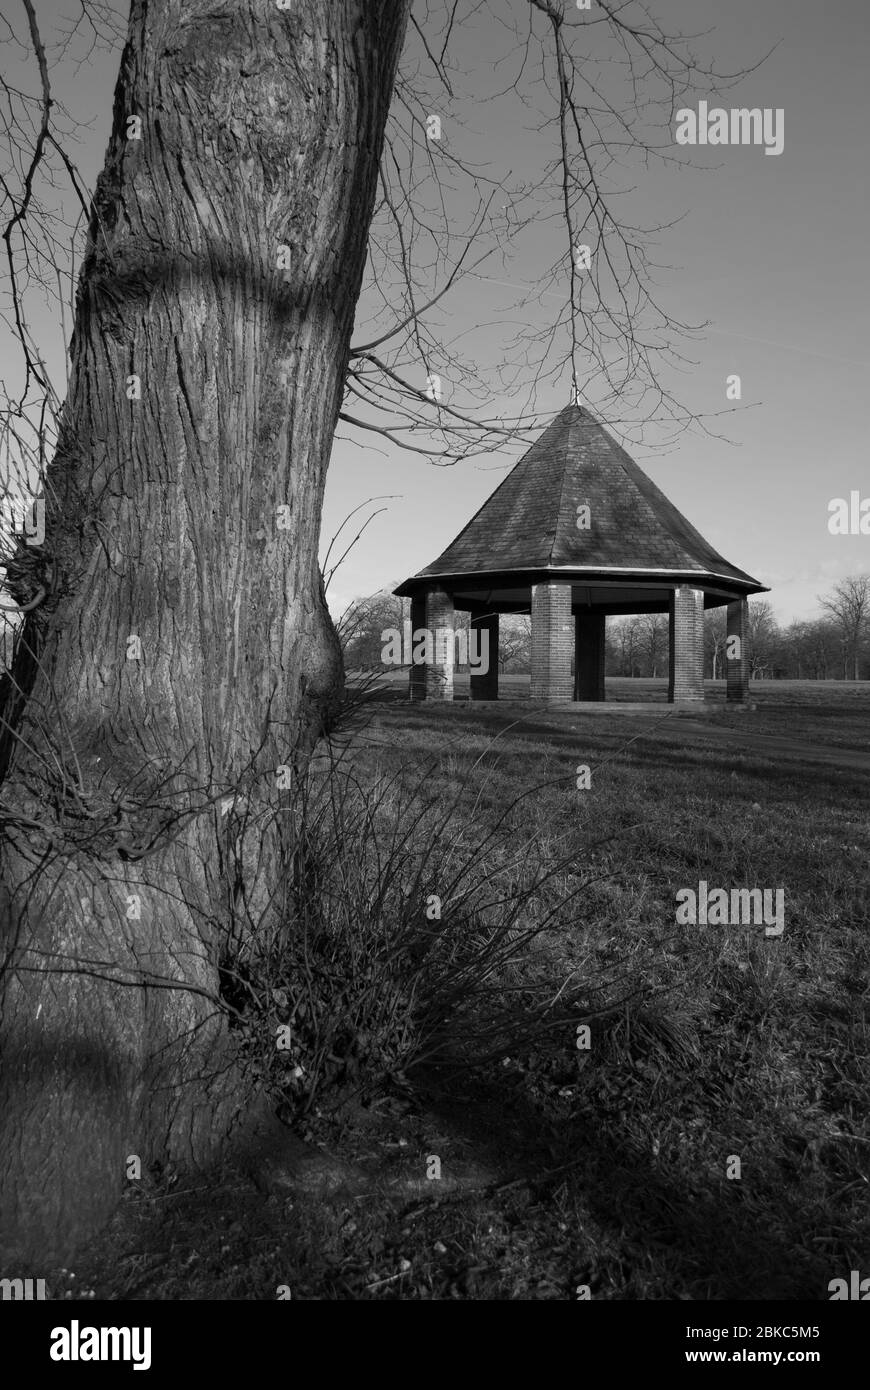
[570,382,581,406]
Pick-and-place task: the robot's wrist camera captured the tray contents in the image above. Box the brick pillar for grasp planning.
[424,586,454,701]
[531,582,573,702]
[726,597,750,703]
[574,612,606,701]
[408,594,426,701]
[469,612,499,700]
[668,586,705,702]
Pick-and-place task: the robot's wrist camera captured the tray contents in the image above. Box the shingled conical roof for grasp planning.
[397,403,764,593]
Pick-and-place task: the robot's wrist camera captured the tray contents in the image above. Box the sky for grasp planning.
[3,0,868,628]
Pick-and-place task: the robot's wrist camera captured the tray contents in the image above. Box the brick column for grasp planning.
[668,586,705,702]
[531,582,573,702]
[574,612,606,702]
[408,594,426,701]
[469,612,499,701]
[726,597,750,703]
[424,586,454,701]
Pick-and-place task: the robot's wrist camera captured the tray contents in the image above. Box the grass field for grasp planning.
[63,682,869,1300]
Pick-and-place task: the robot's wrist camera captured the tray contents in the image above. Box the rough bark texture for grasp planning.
[0,0,410,1265]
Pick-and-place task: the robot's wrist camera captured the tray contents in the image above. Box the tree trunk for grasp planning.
[0,0,410,1265]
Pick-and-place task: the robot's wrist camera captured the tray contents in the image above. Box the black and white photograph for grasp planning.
[0,0,867,1356]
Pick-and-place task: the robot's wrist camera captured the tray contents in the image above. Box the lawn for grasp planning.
[57,684,869,1300]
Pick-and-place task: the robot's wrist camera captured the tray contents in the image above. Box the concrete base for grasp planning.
[454,698,757,717]
[525,700,717,716]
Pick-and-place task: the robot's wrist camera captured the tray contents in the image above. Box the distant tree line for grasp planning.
[606,577,870,681]
[338,593,534,674]
[323,574,870,682]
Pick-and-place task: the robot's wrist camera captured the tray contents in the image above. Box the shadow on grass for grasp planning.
[371,702,870,792]
[416,1063,840,1300]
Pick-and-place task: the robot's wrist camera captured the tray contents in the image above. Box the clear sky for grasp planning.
[3,0,868,628]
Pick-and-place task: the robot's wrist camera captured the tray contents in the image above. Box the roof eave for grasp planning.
[394,565,768,599]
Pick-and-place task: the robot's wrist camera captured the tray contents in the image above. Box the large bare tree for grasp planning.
[0,0,411,1265]
[0,0,753,1263]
